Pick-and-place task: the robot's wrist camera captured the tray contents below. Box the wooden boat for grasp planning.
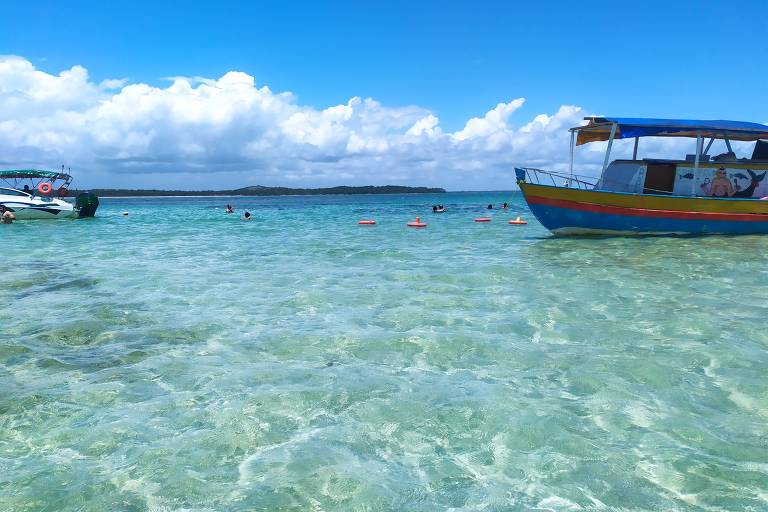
[517,118,768,235]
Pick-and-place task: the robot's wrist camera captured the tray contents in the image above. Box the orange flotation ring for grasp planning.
[38,182,53,195]
[474,217,492,222]
[407,216,427,228]
[358,220,376,225]
[509,217,527,225]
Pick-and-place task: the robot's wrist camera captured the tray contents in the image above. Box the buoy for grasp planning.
[509,217,527,225]
[407,216,427,228]
[474,217,492,222]
[38,182,53,195]
[358,220,376,225]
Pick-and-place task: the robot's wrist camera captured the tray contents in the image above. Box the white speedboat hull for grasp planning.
[0,193,78,219]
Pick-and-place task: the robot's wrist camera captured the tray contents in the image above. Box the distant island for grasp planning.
[68,185,446,197]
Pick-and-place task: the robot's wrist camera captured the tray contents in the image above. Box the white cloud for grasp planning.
[0,55,603,189]
[451,99,525,142]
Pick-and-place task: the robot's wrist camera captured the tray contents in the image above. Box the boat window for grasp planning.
[0,188,31,197]
[752,140,768,161]
[643,164,676,195]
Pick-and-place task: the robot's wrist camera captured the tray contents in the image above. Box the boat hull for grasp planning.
[0,197,78,219]
[15,205,78,219]
[520,183,768,235]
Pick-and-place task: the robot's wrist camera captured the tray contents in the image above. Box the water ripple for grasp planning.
[2,192,767,510]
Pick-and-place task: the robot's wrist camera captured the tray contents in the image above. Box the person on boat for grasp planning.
[1,205,15,224]
[226,204,234,214]
[243,211,252,220]
[709,168,734,197]
[22,185,32,195]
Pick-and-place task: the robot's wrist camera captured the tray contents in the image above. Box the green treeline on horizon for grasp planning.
[67,185,446,197]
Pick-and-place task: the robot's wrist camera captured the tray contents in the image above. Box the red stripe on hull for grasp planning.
[526,195,768,223]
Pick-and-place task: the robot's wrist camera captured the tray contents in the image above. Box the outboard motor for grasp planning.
[75,192,99,218]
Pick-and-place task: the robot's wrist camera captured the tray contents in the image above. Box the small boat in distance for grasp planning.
[516,117,768,235]
[0,169,99,219]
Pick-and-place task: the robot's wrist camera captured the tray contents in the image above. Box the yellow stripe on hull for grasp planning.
[520,183,768,214]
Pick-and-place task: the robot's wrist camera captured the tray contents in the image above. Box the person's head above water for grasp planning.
[243,211,251,219]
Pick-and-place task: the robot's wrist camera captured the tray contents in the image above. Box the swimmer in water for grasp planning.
[502,202,509,209]
[487,204,493,209]
[243,211,252,220]
[1,205,15,224]
[432,205,438,213]
[226,204,234,214]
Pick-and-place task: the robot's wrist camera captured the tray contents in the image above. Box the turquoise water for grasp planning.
[2,191,767,511]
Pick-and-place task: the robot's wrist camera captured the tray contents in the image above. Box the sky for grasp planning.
[0,0,766,190]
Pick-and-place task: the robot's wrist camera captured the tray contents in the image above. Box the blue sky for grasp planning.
[0,1,766,189]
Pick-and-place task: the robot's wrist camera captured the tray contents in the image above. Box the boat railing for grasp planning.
[515,167,597,190]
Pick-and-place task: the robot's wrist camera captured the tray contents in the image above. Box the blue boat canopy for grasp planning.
[575,117,768,145]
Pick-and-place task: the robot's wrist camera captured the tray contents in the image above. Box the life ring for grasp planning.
[509,217,527,225]
[38,182,53,195]
[358,220,376,225]
[57,186,68,197]
[474,217,492,222]
[407,216,427,228]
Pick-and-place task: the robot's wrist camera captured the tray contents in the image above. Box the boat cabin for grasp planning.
[572,118,768,198]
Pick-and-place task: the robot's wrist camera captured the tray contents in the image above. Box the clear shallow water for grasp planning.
[1,191,767,511]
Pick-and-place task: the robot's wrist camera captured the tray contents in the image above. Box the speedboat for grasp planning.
[0,169,99,219]
[516,117,768,235]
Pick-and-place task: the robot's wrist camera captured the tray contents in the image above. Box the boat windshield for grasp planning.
[0,187,32,197]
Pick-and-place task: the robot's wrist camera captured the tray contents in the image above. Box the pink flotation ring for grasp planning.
[38,182,53,195]
[358,220,376,225]
[407,216,427,228]
[509,217,527,225]
[474,217,492,222]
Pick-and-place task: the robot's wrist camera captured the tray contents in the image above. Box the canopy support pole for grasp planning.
[602,123,617,175]
[703,137,715,157]
[695,132,702,171]
[568,130,575,187]
[632,137,639,160]
[724,136,733,153]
